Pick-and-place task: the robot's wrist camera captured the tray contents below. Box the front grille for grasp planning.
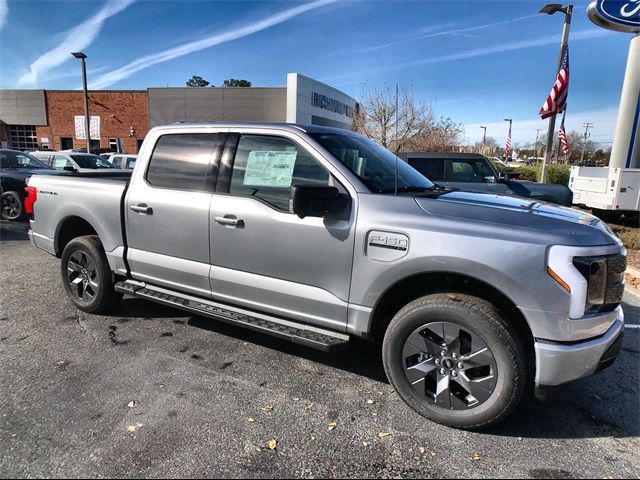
[573,254,626,314]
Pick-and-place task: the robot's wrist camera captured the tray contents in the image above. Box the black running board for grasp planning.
[115,280,350,352]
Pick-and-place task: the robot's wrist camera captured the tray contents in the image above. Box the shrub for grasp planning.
[610,226,640,250]
[510,164,571,185]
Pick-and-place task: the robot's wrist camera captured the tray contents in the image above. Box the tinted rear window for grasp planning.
[408,158,445,182]
[146,134,216,191]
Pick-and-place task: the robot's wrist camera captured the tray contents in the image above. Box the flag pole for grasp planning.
[541,4,573,183]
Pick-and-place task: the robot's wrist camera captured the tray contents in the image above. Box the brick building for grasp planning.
[0,89,148,153]
[0,73,357,154]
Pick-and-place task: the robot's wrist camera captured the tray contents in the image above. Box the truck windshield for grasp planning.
[308,132,435,194]
[70,154,114,169]
[0,150,49,169]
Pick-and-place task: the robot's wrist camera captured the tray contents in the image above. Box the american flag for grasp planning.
[558,116,570,156]
[539,47,570,119]
[505,126,512,155]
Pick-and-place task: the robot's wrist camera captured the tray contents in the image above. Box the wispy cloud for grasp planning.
[17,0,135,86]
[91,0,338,89]
[326,28,611,84]
[356,14,540,54]
[0,0,8,31]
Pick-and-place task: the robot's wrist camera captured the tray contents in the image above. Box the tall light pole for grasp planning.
[480,126,487,153]
[504,118,512,160]
[535,129,541,158]
[71,52,91,154]
[539,3,573,183]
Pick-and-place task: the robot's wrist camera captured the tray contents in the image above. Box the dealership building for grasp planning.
[0,73,357,153]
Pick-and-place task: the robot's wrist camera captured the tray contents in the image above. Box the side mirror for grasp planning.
[290,185,350,219]
[497,172,507,183]
[63,166,77,173]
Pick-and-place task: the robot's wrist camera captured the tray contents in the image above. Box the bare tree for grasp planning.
[354,84,433,153]
[354,84,464,153]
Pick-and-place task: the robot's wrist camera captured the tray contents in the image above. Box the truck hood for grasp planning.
[415,190,620,246]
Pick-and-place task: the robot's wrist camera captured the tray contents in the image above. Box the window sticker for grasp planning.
[243,151,297,187]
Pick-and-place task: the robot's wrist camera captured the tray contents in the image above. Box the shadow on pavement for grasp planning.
[0,220,30,241]
[105,293,639,441]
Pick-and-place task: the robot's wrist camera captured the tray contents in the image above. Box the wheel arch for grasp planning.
[54,215,99,257]
[370,271,534,354]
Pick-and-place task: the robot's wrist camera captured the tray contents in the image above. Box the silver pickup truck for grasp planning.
[27,123,626,430]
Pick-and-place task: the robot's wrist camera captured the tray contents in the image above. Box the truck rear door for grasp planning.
[125,129,225,298]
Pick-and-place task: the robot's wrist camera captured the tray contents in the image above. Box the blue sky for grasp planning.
[0,0,633,147]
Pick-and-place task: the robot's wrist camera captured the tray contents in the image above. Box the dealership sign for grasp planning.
[311,92,354,118]
[588,0,640,33]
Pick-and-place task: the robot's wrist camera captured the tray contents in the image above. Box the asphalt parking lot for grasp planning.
[1,220,639,479]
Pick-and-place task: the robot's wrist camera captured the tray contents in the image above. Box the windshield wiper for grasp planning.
[379,185,435,194]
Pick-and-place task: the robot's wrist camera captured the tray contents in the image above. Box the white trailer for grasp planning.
[569,166,640,224]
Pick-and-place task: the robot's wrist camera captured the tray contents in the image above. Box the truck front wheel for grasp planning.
[382,293,526,430]
[60,236,123,313]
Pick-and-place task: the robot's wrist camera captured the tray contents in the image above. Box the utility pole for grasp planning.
[539,4,573,183]
[480,126,487,154]
[580,122,593,163]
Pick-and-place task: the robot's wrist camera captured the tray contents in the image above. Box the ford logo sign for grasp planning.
[588,0,640,33]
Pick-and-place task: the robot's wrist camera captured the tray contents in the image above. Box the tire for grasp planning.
[1,191,24,221]
[382,293,526,430]
[60,235,123,313]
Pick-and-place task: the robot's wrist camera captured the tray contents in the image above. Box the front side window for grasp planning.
[53,155,72,169]
[146,134,216,191]
[308,132,434,194]
[451,159,495,183]
[229,135,331,211]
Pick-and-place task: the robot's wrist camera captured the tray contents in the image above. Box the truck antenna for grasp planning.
[395,83,399,196]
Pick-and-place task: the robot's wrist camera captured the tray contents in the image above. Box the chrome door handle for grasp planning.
[130,203,153,214]
[214,215,244,227]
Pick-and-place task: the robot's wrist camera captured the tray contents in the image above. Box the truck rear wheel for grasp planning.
[382,293,526,430]
[60,235,123,313]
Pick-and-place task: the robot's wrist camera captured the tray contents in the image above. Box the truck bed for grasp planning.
[28,173,130,270]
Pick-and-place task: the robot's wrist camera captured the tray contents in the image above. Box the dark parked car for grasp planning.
[1,149,54,220]
[400,152,573,206]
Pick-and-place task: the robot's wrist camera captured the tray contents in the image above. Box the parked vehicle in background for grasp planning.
[0,149,54,220]
[32,151,118,173]
[107,153,138,170]
[400,152,573,206]
[27,123,625,430]
[570,166,640,226]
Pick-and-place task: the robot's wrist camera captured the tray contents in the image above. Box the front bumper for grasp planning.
[535,307,624,388]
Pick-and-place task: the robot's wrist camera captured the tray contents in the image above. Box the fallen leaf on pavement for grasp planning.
[248,418,256,423]
[261,405,274,413]
[304,403,314,410]
[255,447,262,452]
[419,447,426,454]
[327,421,337,431]
[267,439,277,450]
[127,401,137,408]
[127,423,143,433]
[363,442,369,447]
[377,432,392,438]
[471,454,481,461]
[366,399,375,405]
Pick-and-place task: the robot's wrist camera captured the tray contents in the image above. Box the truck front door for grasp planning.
[126,130,225,298]
[208,130,357,332]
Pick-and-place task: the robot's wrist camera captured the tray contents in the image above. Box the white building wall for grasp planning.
[286,73,357,130]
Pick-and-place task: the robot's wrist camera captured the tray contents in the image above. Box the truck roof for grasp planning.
[398,152,486,160]
[158,122,358,136]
